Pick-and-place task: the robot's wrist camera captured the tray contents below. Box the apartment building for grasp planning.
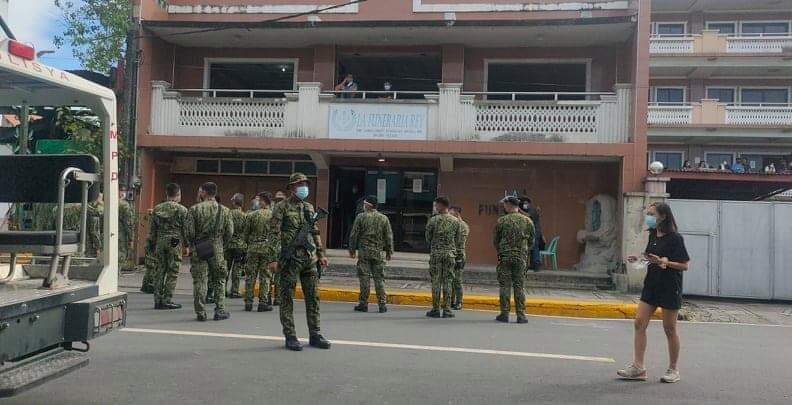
[648,0,792,200]
[132,0,650,269]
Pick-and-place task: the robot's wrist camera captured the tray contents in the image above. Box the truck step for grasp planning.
[0,349,88,398]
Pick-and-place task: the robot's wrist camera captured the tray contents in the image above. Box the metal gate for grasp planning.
[669,199,792,300]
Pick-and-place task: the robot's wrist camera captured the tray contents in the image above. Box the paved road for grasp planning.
[6,291,792,404]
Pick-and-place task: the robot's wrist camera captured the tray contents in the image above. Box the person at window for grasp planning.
[697,161,709,170]
[765,163,777,175]
[620,202,690,384]
[741,157,752,173]
[682,160,692,171]
[379,81,394,100]
[335,73,358,98]
[731,158,746,174]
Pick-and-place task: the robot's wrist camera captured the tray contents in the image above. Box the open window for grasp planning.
[740,88,789,105]
[740,21,790,36]
[485,60,589,100]
[653,151,684,170]
[652,87,686,105]
[204,59,297,97]
[706,87,736,104]
[652,22,687,36]
[335,52,442,99]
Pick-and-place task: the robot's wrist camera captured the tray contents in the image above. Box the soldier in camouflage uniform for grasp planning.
[244,192,277,312]
[150,183,189,310]
[493,196,535,324]
[225,193,247,298]
[449,206,469,310]
[32,203,56,231]
[269,173,331,351]
[187,182,234,322]
[119,185,137,271]
[55,200,102,257]
[425,196,464,319]
[270,190,287,305]
[86,193,104,257]
[349,195,394,314]
[140,226,157,294]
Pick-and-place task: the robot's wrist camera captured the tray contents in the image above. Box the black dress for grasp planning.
[640,230,690,310]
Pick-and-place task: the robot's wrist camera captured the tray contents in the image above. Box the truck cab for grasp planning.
[0,35,126,397]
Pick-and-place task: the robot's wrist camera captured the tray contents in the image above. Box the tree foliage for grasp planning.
[53,0,132,74]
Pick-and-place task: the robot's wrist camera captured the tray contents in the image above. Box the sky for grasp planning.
[6,0,83,70]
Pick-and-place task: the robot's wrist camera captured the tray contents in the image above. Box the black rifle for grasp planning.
[280,206,329,278]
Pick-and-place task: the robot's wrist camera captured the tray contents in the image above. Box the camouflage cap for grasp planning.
[288,172,309,185]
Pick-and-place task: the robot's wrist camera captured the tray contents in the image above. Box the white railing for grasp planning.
[649,36,695,54]
[727,36,792,53]
[726,105,792,126]
[647,104,694,125]
[150,81,634,143]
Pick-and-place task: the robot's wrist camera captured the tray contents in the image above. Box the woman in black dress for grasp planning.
[618,202,690,383]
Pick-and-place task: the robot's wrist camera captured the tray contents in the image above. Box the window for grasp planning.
[244,161,268,174]
[706,153,734,168]
[269,161,293,175]
[485,61,588,100]
[740,88,789,105]
[206,59,297,97]
[653,87,685,104]
[706,87,736,104]
[706,22,736,34]
[196,159,219,173]
[654,22,686,36]
[654,152,683,170]
[741,22,790,36]
[294,161,317,176]
[220,160,243,174]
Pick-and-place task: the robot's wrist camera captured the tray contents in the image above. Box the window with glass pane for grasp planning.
[741,155,764,172]
[655,88,685,104]
[740,88,789,105]
[707,22,736,34]
[656,23,685,35]
[208,61,295,97]
[706,153,734,168]
[706,88,735,104]
[741,22,789,36]
[654,152,683,170]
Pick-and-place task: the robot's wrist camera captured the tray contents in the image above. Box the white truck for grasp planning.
[0,35,126,397]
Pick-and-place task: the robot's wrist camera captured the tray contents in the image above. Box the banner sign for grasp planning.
[328,104,427,140]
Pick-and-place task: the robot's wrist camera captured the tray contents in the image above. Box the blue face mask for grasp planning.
[645,214,658,229]
[296,186,309,200]
[251,201,261,210]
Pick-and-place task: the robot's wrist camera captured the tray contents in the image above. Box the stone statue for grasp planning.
[574,194,618,274]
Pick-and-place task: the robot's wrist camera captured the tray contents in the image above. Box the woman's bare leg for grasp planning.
[633,302,657,368]
[662,309,680,370]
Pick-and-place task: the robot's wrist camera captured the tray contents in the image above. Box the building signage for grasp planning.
[328,104,427,140]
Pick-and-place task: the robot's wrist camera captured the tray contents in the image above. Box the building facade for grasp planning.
[648,0,792,200]
[132,0,651,269]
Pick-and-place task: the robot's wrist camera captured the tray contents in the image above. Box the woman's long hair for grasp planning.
[653,202,678,234]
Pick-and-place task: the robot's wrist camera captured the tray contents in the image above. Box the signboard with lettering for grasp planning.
[328,103,428,140]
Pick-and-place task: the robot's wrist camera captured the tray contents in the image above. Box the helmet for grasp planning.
[288,172,309,185]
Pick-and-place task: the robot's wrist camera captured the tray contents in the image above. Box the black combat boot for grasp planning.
[196,313,207,322]
[213,310,231,321]
[442,310,455,318]
[378,304,387,313]
[244,303,253,312]
[156,302,182,310]
[258,303,273,312]
[285,336,303,351]
[516,316,528,324]
[353,304,368,312]
[495,313,509,323]
[426,309,441,318]
[309,334,331,349]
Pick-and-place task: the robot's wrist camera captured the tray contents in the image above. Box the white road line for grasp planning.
[122,327,615,364]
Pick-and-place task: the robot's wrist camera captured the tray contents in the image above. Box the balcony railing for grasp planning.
[648,101,792,127]
[650,31,792,55]
[150,82,634,144]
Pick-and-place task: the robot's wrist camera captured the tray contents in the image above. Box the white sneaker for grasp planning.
[660,368,680,383]
[617,363,647,381]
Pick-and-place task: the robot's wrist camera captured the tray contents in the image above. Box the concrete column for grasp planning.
[296,82,322,138]
[316,168,330,245]
[437,83,463,140]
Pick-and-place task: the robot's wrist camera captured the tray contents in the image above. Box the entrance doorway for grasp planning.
[329,167,437,252]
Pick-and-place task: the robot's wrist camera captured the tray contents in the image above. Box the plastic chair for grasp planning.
[539,236,559,271]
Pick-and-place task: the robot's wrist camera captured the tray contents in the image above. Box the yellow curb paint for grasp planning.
[243,284,649,319]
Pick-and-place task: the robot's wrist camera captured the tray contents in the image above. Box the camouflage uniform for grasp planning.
[270,195,324,338]
[32,203,55,231]
[225,206,248,296]
[141,235,157,293]
[187,200,234,317]
[56,203,101,257]
[244,207,278,304]
[349,209,394,306]
[149,201,189,305]
[493,212,535,318]
[425,213,464,312]
[450,218,469,307]
[119,199,136,270]
[86,201,104,256]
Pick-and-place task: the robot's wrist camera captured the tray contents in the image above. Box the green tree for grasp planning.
[53,0,132,74]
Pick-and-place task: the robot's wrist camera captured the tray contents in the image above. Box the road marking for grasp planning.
[122,327,615,364]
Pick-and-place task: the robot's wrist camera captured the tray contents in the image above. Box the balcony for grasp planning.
[650,31,792,55]
[150,82,633,144]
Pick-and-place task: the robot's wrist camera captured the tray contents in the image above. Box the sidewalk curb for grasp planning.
[284,287,642,319]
